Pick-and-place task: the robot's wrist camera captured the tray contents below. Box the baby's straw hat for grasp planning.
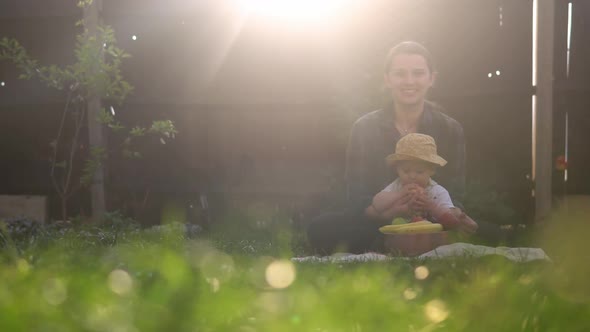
[386,133,447,167]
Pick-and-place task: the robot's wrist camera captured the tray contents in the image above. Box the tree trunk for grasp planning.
[84,0,107,221]
[61,196,68,223]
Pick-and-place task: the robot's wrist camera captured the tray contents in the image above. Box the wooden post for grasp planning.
[534,0,555,221]
[83,0,106,221]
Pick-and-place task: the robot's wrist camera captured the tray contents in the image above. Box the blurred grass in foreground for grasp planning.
[536,195,590,305]
[0,205,589,331]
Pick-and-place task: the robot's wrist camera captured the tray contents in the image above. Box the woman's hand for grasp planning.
[371,191,399,215]
[383,192,413,218]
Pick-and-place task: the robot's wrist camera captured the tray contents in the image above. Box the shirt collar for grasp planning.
[378,101,434,132]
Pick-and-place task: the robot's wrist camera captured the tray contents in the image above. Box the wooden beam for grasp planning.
[533,0,555,221]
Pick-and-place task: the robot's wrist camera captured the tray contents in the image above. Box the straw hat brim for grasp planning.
[386,153,447,167]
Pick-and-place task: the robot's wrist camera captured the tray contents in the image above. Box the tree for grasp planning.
[0,2,177,221]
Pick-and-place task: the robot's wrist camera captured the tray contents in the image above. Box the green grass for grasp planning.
[1,204,590,331]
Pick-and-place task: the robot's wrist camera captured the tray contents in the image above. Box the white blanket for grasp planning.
[292,243,551,263]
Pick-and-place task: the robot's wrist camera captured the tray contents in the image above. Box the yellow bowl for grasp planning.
[383,231,449,257]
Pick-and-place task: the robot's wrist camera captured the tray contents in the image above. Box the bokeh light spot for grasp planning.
[352,275,371,293]
[200,251,235,283]
[291,314,301,324]
[42,278,67,305]
[424,299,449,323]
[257,291,290,314]
[403,288,417,300]
[112,326,139,332]
[414,266,429,280]
[265,260,296,289]
[519,274,533,285]
[16,259,30,274]
[108,269,133,296]
[206,277,221,293]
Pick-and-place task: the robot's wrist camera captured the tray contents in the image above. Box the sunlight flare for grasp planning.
[235,0,356,22]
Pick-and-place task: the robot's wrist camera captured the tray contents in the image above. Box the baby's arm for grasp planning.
[434,208,478,234]
[419,187,477,234]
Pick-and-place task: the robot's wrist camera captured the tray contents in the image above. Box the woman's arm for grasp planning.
[448,122,466,203]
[345,121,372,210]
[371,190,402,213]
[365,189,413,221]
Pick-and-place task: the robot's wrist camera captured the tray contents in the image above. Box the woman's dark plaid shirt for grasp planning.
[345,102,466,212]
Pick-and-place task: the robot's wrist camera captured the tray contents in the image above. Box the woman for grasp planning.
[307,41,481,254]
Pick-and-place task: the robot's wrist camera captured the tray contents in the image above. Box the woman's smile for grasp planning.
[384,54,435,107]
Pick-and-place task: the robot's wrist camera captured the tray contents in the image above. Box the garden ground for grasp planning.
[1,199,589,331]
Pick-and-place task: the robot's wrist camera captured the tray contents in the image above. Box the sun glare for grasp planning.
[235,0,355,22]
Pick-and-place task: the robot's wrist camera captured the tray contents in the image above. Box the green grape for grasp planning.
[392,217,409,225]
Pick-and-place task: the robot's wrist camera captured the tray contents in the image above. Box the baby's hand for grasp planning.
[456,212,478,234]
[443,208,477,234]
[409,192,433,214]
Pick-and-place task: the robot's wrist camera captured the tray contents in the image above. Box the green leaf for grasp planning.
[77,0,93,9]
[96,108,113,125]
[149,120,178,137]
[107,122,125,131]
[130,127,146,137]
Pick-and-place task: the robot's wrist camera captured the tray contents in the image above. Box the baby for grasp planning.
[370,133,477,234]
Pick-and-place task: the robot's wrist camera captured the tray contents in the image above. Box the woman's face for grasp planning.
[384,53,436,107]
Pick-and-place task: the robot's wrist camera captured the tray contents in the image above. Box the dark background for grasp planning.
[0,0,588,222]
